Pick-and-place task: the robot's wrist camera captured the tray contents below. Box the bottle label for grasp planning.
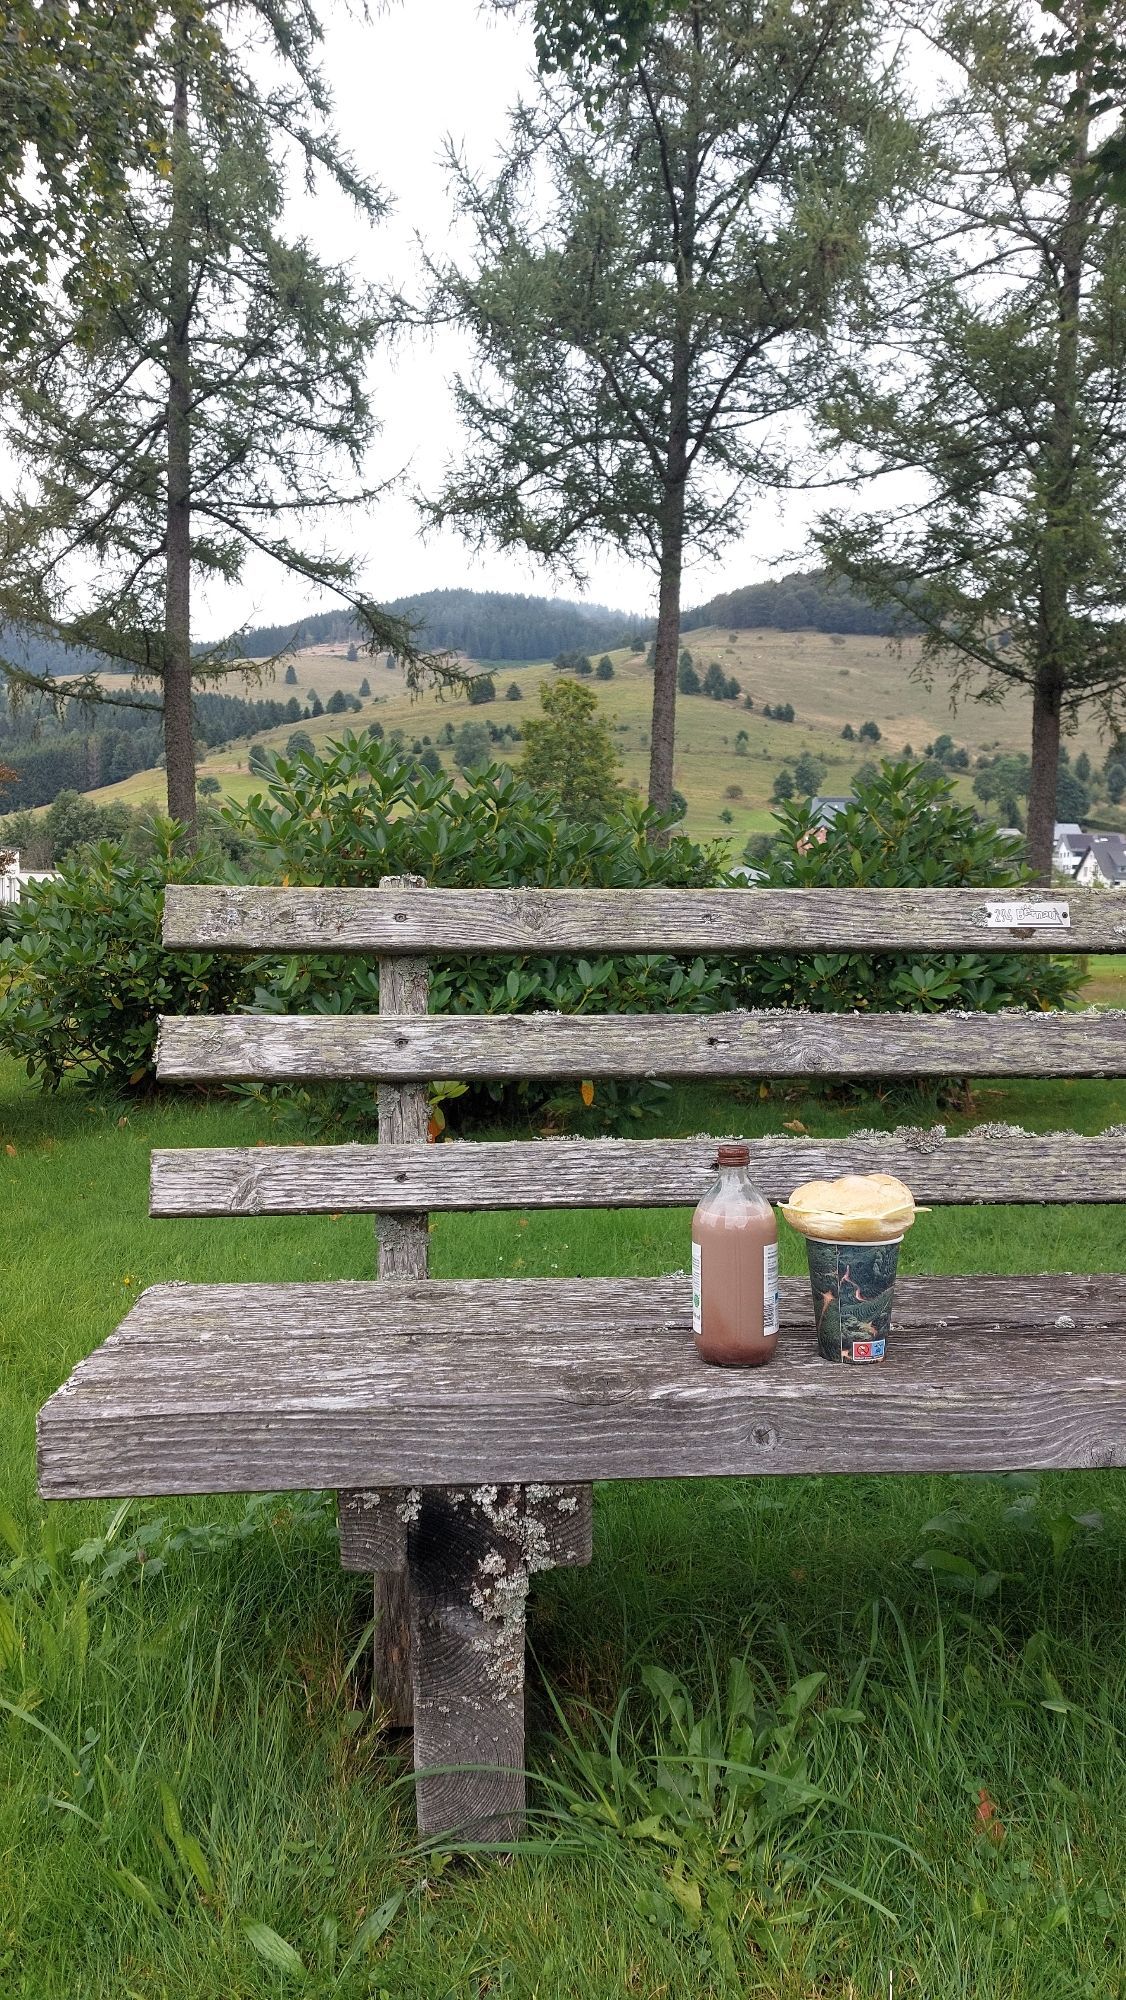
[764,1242,779,1336]
[691,1242,702,1335]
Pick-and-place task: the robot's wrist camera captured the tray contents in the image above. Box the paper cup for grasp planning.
[805,1235,902,1363]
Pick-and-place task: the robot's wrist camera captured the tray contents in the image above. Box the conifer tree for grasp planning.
[0,0,434,836]
[816,0,1126,878]
[427,0,916,815]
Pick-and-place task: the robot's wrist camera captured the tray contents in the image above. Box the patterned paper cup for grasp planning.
[805,1235,902,1364]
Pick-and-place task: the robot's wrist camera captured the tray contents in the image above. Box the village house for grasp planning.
[1074,833,1126,890]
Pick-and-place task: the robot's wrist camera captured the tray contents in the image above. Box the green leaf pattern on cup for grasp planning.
[806,1237,901,1363]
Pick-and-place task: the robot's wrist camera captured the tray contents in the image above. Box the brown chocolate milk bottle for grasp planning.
[692,1143,779,1366]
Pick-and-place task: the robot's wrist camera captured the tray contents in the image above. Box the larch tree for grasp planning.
[0,0,160,356]
[424,0,917,814]
[815,0,1126,880]
[0,0,436,838]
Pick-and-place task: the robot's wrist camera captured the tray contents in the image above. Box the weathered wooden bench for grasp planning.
[37,880,1126,1841]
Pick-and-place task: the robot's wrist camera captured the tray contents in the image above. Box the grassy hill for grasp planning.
[85,626,1116,847]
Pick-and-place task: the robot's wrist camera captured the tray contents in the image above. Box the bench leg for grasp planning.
[408,1484,592,1843]
[338,1490,414,1726]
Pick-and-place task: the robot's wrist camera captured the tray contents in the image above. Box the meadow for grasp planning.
[85,627,1124,848]
[4,1049,1126,1998]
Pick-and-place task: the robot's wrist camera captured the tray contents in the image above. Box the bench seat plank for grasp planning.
[156,1007,1126,1083]
[162,884,1126,955]
[150,1129,1126,1215]
[38,1274,1126,1499]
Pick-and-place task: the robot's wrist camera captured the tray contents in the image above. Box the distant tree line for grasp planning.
[682,570,907,638]
[229,573,901,668]
[0,689,311,811]
[234,589,640,664]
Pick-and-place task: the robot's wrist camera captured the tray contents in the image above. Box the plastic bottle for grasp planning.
[691,1142,779,1366]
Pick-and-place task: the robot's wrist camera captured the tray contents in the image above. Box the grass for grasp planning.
[83,628,1125,848]
[4,1056,1126,1997]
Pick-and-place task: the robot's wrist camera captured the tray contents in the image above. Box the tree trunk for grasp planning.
[646,11,701,825]
[163,38,197,840]
[648,462,687,819]
[1026,678,1062,882]
[1027,7,1091,884]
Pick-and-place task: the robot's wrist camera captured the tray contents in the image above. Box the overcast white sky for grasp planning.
[200,0,835,637]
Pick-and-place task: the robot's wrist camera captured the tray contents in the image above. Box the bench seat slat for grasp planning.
[149,1130,1126,1214]
[162,885,1126,956]
[156,1007,1126,1083]
[37,1274,1126,1498]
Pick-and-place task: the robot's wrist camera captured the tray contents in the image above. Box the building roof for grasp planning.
[1084,834,1126,885]
[809,796,852,826]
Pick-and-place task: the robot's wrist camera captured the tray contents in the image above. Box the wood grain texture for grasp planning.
[37,1273,1126,1498]
[371,875,429,1723]
[338,1488,407,1572]
[408,1488,527,1841]
[162,884,1126,955]
[156,1007,1126,1083]
[376,884,431,1281]
[151,1127,1126,1216]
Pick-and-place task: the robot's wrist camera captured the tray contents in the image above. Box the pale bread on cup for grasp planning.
[781,1171,925,1243]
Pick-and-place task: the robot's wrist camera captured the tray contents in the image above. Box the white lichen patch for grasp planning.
[461,1484,571,1703]
[396,1488,422,1525]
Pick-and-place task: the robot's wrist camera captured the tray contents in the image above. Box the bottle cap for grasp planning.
[715,1142,750,1167]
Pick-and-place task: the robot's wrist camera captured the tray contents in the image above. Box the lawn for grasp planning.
[3,1056,1126,1998]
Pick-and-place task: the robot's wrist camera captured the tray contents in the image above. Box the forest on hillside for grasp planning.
[0,689,313,811]
[682,571,905,637]
[233,589,639,662]
[233,574,902,660]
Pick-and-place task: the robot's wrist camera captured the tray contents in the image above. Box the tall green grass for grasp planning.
[3,1059,1126,1997]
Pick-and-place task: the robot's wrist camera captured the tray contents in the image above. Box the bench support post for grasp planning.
[409,1483,593,1842]
[342,876,596,1813]
[369,883,431,1725]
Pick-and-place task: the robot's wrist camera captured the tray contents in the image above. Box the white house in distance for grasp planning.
[1074,834,1126,890]
[1052,823,1086,876]
[1052,823,1126,888]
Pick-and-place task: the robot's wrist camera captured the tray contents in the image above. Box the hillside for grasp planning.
[682,568,903,637]
[231,589,641,663]
[81,625,1118,848]
[230,570,895,658]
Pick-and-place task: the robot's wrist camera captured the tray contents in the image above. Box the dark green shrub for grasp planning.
[233,734,733,1132]
[0,824,254,1092]
[741,763,1077,1020]
[453,721,493,771]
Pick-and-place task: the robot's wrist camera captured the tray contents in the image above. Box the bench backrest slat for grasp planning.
[149,1130,1126,1216]
[162,884,1126,956]
[156,1007,1126,1083]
